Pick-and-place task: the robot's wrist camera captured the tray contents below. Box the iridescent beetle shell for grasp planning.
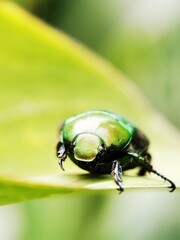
[56,110,176,192]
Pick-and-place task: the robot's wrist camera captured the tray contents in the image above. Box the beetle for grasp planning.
[56,110,176,192]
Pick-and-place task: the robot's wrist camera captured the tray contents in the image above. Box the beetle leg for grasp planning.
[151,169,176,192]
[111,160,124,192]
[56,141,67,171]
[138,153,151,176]
[128,152,176,192]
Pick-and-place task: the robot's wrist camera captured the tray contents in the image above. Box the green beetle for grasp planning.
[56,110,176,192]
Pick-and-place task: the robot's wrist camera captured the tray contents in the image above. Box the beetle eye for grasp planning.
[73,133,104,162]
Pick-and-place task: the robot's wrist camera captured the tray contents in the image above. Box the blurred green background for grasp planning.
[19,0,180,128]
[1,0,180,240]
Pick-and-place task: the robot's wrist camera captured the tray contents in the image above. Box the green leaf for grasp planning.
[0,2,179,205]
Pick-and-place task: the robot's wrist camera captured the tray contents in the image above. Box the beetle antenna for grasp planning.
[151,169,176,192]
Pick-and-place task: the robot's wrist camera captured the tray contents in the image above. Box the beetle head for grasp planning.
[72,133,105,162]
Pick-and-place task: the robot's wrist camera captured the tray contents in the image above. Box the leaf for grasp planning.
[0,2,179,205]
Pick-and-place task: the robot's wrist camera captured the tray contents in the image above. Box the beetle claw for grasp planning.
[168,183,176,193]
[58,159,65,171]
[118,189,124,194]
